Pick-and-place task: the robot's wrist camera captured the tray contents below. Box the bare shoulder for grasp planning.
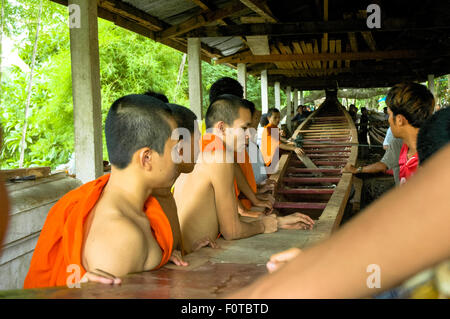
[84,212,146,276]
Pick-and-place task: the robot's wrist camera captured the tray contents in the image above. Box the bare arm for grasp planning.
[231,145,450,298]
[342,161,388,174]
[209,161,266,241]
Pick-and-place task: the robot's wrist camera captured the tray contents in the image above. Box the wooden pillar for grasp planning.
[291,88,298,131]
[237,63,247,99]
[293,89,299,109]
[286,86,292,130]
[428,74,435,97]
[188,38,203,120]
[299,90,304,105]
[69,0,103,184]
[274,82,281,109]
[261,69,268,113]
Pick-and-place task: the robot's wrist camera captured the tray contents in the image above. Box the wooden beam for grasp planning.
[268,68,351,76]
[182,19,450,38]
[240,16,267,24]
[240,0,277,23]
[156,1,247,40]
[189,0,211,11]
[99,0,168,31]
[188,0,229,26]
[217,49,450,64]
[292,42,309,71]
[328,39,335,69]
[336,39,342,70]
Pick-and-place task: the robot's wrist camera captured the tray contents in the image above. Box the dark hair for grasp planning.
[297,105,303,110]
[205,94,246,129]
[105,94,173,169]
[260,113,269,127]
[166,103,197,134]
[386,82,435,128]
[267,108,280,118]
[209,77,244,104]
[144,90,169,103]
[241,99,255,116]
[417,107,450,164]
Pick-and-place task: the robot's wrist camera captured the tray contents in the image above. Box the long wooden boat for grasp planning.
[270,91,358,235]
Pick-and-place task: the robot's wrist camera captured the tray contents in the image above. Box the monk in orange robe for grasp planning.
[24,95,184,288]
[261,108,305,167]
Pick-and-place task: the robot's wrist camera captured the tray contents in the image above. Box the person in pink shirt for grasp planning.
[385,82,435,184]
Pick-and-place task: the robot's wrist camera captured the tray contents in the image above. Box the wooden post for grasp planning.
[69,0,103,184]
[261,69,268,113]
[299,90,304,105]
[290,88,298,131]
[286,86,292,129]
[428,74,435,97]
[237,63,247,99]
[188,38,203,119]
[274,81,281,109]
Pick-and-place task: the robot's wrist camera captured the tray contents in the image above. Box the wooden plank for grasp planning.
[269,153,290,195]
[274,202,327,210]
[300,41,314,69]
[183,20,450,38]
[292,160,348,166]
[350,176,363,213]
[297,129,350,132]
[277,188,335,195]
[283,177,341,183]
[308,154,349,159]
[157,1,247,39]
[240,0,277,23]
[319,173,353,232]
[286,168,342,174]
[270,45,290,71]
[292,41,309,70]
[328,39,335,69]
[336,39,342,70]
[296,154,321,172]
[240,16,267,24]
[100,0,167,31]
[1,167,51,181]
[217,48,448,64]
[277,42,296,69]
[313,39,321,70]
[189,0,210,11]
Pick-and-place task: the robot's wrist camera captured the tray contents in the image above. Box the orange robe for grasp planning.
[24,174,173,289]
[201,133,239,197]
[261,123,280,166]
[237,150,257,210]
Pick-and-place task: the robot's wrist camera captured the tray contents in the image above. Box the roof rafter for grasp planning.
[156,0,248,40]
[239,0,277,23]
